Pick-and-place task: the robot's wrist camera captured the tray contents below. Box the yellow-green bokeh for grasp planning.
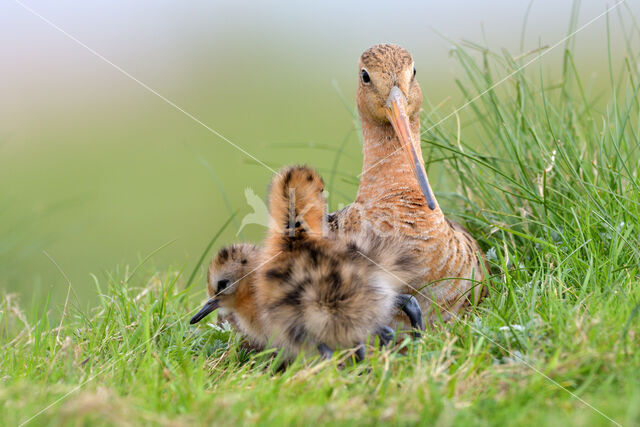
[0,0,634,305]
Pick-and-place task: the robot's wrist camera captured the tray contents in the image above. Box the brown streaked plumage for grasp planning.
[329,44,488,322]
[190,243,268,350]
[256,165,424,360]
[189,167,424,361]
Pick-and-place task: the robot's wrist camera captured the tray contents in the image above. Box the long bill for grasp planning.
[189,298,220,324]
[384,86,437,210]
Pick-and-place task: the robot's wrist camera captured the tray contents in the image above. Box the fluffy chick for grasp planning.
[255,165,424,360]
[190,243,268,350]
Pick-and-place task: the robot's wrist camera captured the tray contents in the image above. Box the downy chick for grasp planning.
[255,165,424,360]
[189,243,268,350]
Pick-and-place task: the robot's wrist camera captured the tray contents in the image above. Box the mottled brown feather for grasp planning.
[256,166,423,359]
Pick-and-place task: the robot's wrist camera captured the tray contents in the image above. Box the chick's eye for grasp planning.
[361,69,370,84]
[413,66,416,78]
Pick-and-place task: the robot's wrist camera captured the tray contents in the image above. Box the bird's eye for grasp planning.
[413,66,416,78]
[361,69,370,84]
[217,279,230,290]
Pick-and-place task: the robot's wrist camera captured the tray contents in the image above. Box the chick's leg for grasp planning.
[354,343,365,362]
[376,326,395,347]
[317,343,333,360]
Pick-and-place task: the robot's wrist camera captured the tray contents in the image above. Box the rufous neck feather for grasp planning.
[357,116,440,213]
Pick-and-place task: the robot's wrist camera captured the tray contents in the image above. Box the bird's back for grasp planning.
[328,203,488,322]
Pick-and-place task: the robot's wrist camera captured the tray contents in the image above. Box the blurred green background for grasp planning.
[0,0,636,307]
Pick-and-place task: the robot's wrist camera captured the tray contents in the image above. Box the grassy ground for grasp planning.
[2,14,640,427]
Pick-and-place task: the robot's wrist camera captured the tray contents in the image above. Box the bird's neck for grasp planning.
[356,116,441,216]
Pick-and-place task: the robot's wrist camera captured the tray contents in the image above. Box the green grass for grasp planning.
[2,11,640,427]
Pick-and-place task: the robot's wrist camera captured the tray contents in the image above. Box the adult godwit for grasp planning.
[328,44,487,322]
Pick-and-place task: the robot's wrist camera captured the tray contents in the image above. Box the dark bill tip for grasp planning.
[409,145,437,210]
[189,299,220,324]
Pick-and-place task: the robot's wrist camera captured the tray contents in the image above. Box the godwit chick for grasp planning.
[189,243,268,350]
[328,44,488,322]
[254,165,424,360]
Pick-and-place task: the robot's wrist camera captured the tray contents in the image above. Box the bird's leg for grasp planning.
[376,326,395,348]
[274,360,289,373]
[353,343,366,362]
[317,343,333,360]
[396,294,424,337]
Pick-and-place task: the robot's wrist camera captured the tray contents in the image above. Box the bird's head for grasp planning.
[189,243,259,325]
[356,43,422,124]
[356,43,434,210]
